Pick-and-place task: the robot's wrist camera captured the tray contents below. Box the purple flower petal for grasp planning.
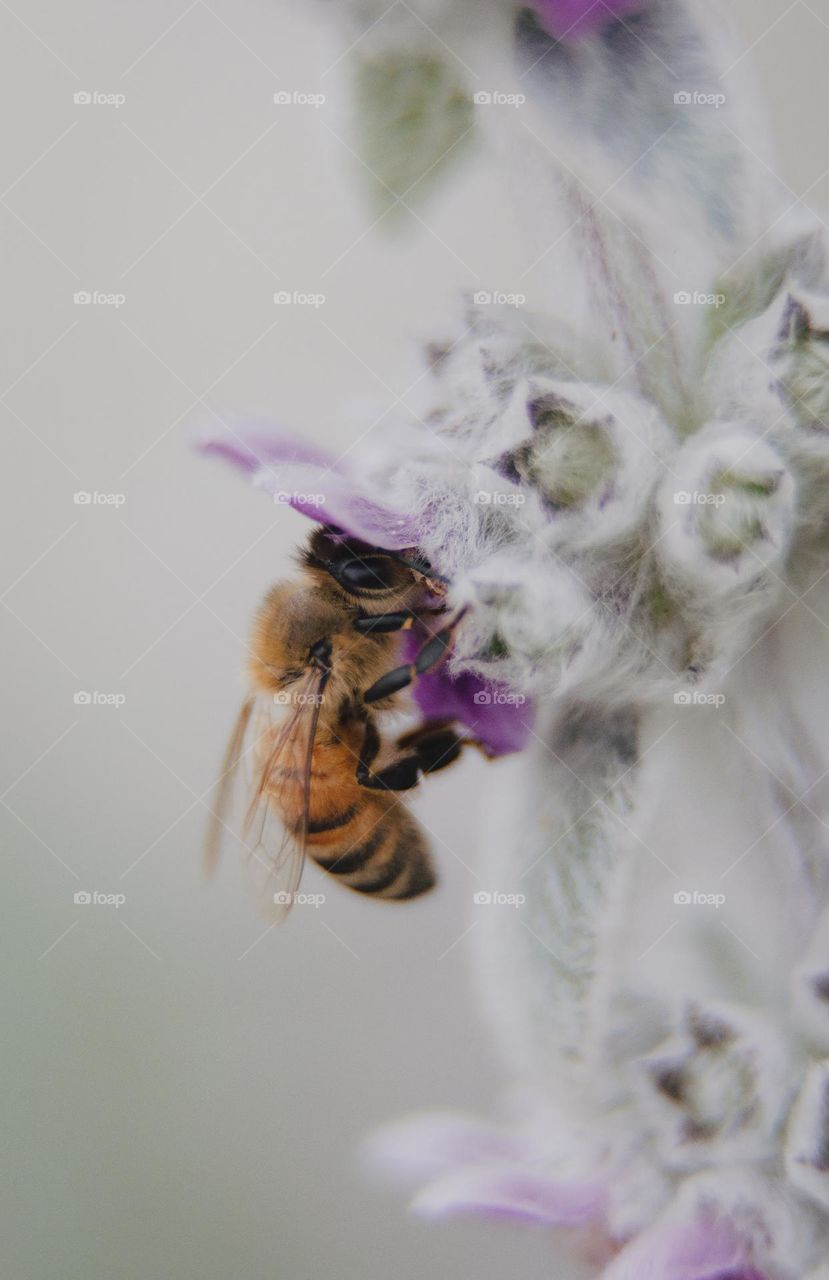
[368,1111,605,1226]
[196,419,332,473]
[401,631,533,756]
[410,664,533,757]
[366,1110,529,1184]
[532,0,646,40]
[412,1163,606,1225]
[197,421,423,549]
[601,1218,762,1280]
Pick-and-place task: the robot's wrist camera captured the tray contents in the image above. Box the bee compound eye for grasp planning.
[337,557,396,592]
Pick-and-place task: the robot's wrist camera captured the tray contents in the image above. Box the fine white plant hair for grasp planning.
[302,1,829,1273]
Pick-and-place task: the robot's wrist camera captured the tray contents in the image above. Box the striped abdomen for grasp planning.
[269,736,435,901]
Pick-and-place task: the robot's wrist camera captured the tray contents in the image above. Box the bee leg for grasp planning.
[355,717,421,791]
[355,720,468,792]
[352,611,414,634]
[395,722,465,774]
[363,608,468,704]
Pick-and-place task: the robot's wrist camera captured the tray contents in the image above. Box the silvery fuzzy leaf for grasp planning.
[350,46,473,215]
[793,907,829,1056]
[472,702,641,1090]
[706,217,828,344]
[474,1,783,429]
[785,1059,829,1213]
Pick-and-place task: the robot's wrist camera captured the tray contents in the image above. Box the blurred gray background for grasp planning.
[1,3,827,1277]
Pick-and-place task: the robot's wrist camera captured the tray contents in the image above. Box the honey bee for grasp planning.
[207,526,474,915]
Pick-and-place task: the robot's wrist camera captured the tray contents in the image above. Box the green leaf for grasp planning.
[352,50,473,215]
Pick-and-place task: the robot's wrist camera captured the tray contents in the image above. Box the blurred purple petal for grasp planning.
[197,420,332,473]
[405,637,533,757]
[252,465,422,549]
[412,1163,606,1225]
[532,0,647,40]
[602,1217,762,1280]
[198,422,423,549]
[366,1110,528,1184]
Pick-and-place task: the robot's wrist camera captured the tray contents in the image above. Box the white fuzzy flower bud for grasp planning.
[450,550,593,694]
[658,424,795,591]
[639,1002,796,1171]
[494,379,673,558]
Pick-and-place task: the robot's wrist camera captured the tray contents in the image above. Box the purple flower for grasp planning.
[531,0,647,40]
[366,1109,606,1226]
[401,631,532,757]
[198,421,533,757]
[601,1218,763,1280]
[368,1109,764,1279]
[197,420,422,548]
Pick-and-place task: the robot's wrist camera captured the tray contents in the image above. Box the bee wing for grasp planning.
[205,669,328,922]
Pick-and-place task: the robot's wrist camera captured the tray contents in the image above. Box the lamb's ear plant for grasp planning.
[203,1,829,1273]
